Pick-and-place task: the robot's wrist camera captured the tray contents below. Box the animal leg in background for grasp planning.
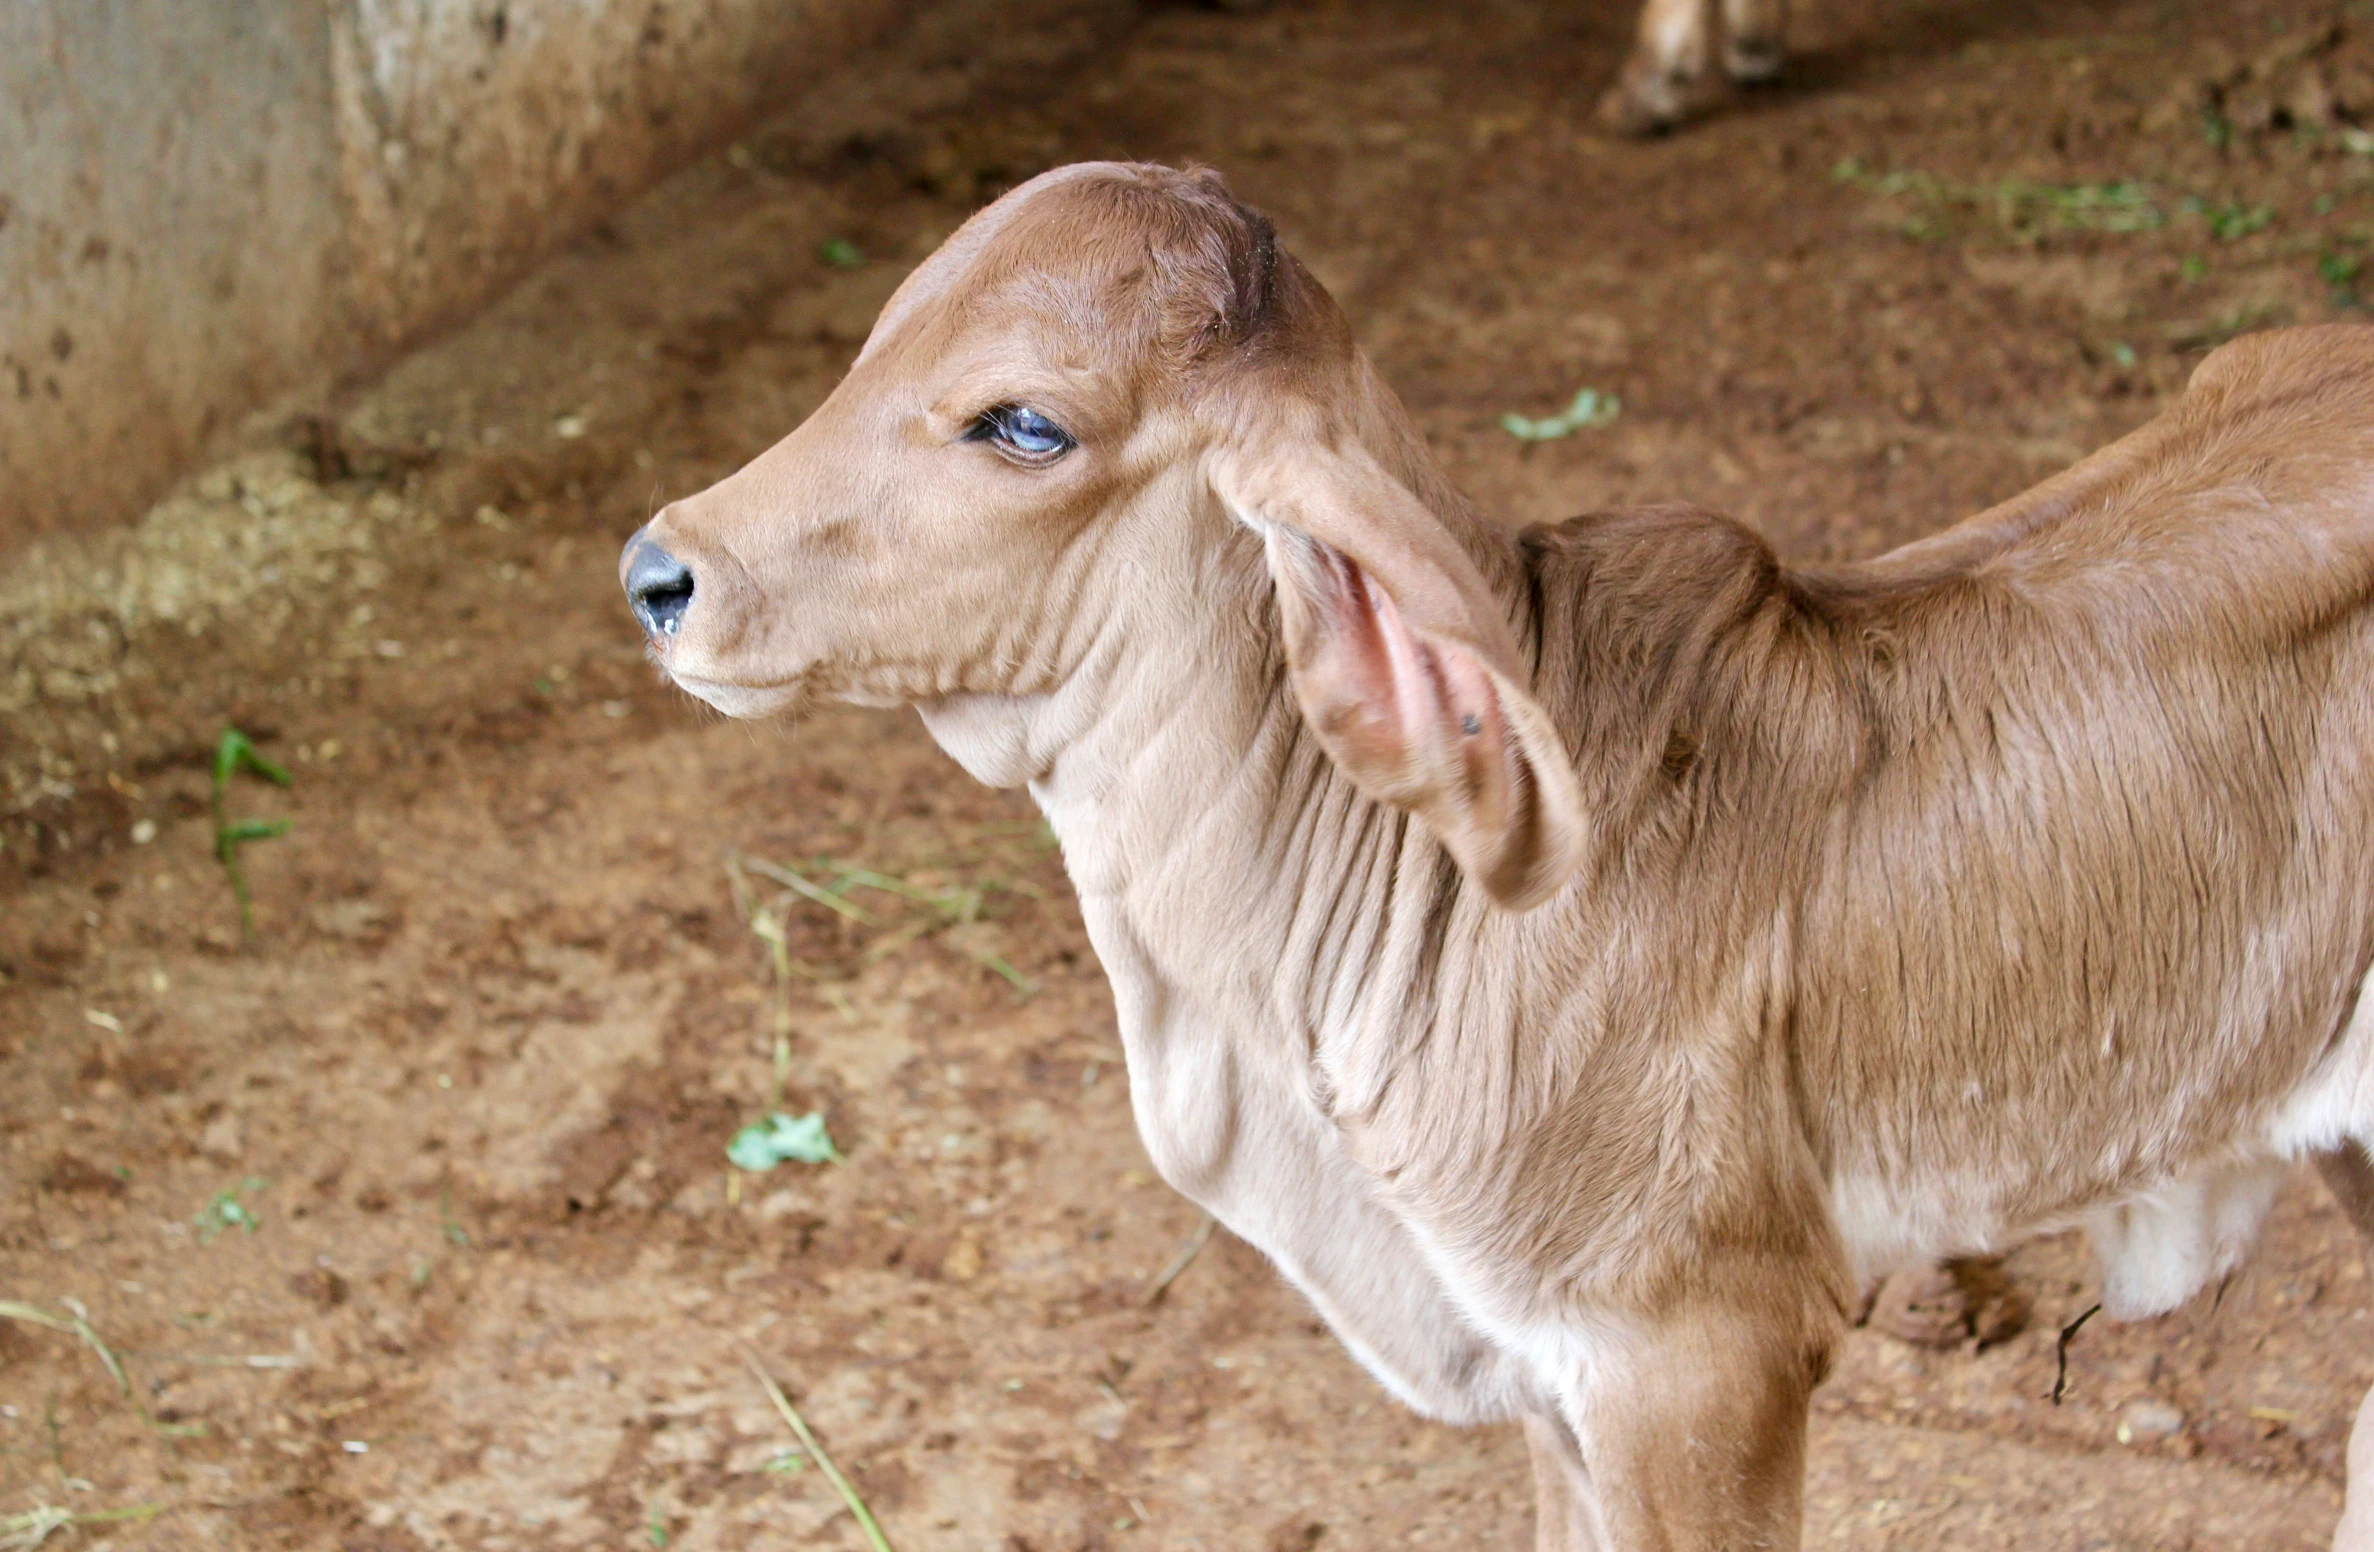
[1599,0,1793,134]
[1722,0,1789,83]
[1600,0,1716,135]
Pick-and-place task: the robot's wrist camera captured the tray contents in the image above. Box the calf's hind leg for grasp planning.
[2316,1142,2374,1551]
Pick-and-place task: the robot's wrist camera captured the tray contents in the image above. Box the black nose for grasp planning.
[621,530,694,638]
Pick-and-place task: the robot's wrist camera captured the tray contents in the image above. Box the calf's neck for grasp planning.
[621,161,2374,1549]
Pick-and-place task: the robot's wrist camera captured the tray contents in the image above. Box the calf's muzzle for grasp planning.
[620,525,695,639]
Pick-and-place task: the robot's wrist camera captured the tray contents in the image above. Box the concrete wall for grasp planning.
[0,0,916,552]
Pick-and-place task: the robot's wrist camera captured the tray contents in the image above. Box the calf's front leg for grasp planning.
[1562,1287,1836,1550]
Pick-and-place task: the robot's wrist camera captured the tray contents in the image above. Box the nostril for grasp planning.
[624,540,695,638]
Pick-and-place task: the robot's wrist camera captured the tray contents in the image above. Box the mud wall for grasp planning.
[0,0,919,554]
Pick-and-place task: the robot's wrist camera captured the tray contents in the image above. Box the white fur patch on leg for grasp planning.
[2080,1161,2285,1320]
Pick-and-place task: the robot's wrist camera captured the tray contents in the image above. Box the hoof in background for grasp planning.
[1860,1258,2031,1349]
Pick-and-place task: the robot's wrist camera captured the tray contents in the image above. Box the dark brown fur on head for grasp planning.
[1147,165,1280,361]
[1056,163,1282,364]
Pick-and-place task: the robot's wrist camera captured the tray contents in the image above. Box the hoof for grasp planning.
[1594,76,1683,137]
[1724,39,1786,85]
[1595,53,1727,136]
[1863,1259,2030,1349]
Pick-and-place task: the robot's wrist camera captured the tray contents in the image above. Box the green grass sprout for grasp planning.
[2,1502,166,1549]
[439,1184,472,1248]
[2180,196,2274,240]
[744,1349,895,1552]
[963,948,1038,994]
[738,849,1041,998]
[2324,251,2366,308]
[746,856,879,924]
[1833,160,2162,241]
[211,728,291,942]
[0,1302,128,1395]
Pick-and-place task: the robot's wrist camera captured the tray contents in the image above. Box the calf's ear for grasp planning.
[1212,441,1588,911]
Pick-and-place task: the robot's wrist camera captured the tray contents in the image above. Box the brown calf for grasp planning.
[621,162,2374,1549]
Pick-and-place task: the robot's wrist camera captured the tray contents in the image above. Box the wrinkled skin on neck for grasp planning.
[634,157,1611,1451]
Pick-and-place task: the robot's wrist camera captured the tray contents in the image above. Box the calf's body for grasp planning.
[622,162,2374,1548]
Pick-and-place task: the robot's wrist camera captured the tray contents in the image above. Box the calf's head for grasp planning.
[621,161,1585,908]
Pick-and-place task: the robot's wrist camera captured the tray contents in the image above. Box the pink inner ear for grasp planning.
[1262,518,1583,908]
[1313,543,1509,799]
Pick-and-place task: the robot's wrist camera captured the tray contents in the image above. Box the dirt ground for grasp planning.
[9,0,2374,1545]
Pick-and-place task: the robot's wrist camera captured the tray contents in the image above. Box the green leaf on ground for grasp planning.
[1501,388,1621,442]
[196,1178,269,1242]
[727,1112,844,1172]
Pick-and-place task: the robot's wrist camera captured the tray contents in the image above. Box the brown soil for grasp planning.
[6,0,2374,1546]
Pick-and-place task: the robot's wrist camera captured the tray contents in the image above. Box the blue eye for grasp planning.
[970,404,1074,461]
